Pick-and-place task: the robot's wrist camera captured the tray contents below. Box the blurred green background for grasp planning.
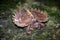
[0,0,60,40]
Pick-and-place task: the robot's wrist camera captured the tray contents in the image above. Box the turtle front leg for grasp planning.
[26,25,31,34]
[26,24,35,34]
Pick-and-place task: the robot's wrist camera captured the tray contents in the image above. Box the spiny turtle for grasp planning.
[12,8,48,34]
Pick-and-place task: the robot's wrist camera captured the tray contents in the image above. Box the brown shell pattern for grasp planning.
[12,8,48,27]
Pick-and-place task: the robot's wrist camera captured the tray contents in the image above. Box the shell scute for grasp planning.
[12,8,48,27]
